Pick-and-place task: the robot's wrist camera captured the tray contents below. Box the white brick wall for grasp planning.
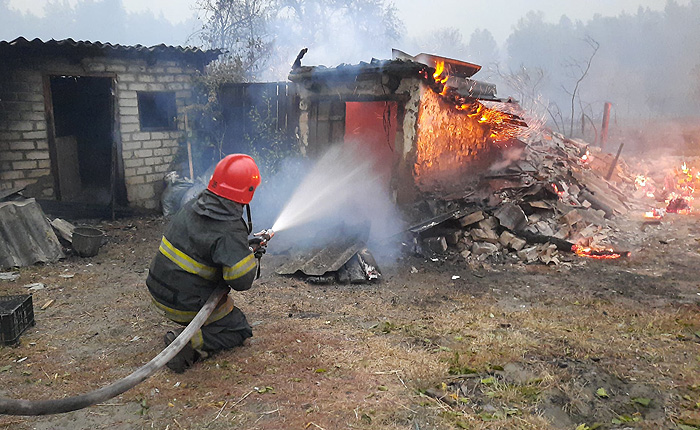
[1,55,205,209]
[0,66,53,196]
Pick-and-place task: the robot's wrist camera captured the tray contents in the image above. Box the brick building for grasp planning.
[287,52,510,203]
[0,37,219,211]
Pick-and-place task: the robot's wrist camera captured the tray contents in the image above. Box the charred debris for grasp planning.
[406,130,654,266]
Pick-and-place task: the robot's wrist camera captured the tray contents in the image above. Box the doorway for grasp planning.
[48,75,119,205]
[344,101,398,186]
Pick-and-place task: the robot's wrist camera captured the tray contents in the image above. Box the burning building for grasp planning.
[287,50,527,203]
[0,37,220,213]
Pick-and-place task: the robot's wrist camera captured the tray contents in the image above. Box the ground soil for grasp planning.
[0,208,699,430]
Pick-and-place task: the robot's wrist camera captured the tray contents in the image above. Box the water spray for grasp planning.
[265,145,389,239]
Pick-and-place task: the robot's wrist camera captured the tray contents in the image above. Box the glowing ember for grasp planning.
[644,208,664,220]
[414,90,491,180]
[581,150,590,164]
[635,175,648,188]
[571,244,629,260]
[634,174,658,198]
[551,182,566,199]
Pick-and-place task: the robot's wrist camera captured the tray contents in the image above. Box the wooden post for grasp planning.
[600,102,612,150]
[605,142,624,181]
[184,112,194,180]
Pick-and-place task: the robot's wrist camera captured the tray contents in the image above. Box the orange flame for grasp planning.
[414,58,528,187]
[433,61,448,85]
[635,175,648,188]
[571,244,628,260]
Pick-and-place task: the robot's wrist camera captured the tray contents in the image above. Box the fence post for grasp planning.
[600,102,612,150]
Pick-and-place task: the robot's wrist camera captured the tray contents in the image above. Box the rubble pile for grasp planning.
[410,131,643,265]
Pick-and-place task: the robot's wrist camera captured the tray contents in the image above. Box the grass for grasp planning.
[1,216,700,429]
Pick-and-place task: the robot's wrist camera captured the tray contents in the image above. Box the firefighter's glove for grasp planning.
[248,237,267,259]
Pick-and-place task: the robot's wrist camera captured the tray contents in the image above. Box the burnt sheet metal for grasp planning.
[0,198,64,270]
[448,77,497,100]
[276,238,367,277]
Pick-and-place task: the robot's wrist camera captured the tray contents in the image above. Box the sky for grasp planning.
[6,0,685,46]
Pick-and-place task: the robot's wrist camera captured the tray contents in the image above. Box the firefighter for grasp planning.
[146,154,263,373]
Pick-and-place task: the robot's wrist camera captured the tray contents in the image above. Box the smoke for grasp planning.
[0,0,198,46]
[250,143,404,256]
[489,146,525,172]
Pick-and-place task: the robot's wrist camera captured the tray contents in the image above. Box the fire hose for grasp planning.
[0,287,228,416]
[0,229,275,416]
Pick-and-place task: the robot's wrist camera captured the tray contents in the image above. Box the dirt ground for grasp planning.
[0,205,699,429]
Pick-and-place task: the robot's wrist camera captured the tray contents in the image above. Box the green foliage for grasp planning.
[595,387,609,398]
[632,397,652,407]
[611,414,641,424]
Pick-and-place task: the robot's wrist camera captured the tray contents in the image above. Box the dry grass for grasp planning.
[1,216,700,429]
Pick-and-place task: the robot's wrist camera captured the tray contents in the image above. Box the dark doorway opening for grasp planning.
[49,75,119,205]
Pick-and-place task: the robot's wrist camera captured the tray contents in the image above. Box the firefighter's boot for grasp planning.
[163,330,198,373]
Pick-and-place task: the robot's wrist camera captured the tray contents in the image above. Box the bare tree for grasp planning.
[562,36,599,136]
[194,0,275,82]
[494,64,547,110]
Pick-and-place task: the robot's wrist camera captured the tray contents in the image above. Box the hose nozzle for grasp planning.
[253,229,275,245]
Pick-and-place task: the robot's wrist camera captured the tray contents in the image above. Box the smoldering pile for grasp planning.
[407,131,641,266]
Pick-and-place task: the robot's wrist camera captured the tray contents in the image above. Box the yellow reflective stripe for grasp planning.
[223,253,256,281]
[151,298,196,323]
[190,330,204,350]
[159,236,218,281]
[150,295,234,325]
[208,296,235,323]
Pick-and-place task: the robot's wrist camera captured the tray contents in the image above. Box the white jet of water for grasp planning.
[271,145,382,233]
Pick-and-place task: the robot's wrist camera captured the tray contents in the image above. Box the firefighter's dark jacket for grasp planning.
[146,190,256,324]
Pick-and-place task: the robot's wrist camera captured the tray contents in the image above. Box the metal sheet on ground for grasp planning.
[0,198,64,270]
[275,239,366,277]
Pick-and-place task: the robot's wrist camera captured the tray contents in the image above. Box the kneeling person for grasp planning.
[146,154,261,373]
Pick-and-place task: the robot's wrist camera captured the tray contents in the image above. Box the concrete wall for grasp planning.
[0,55,199,209]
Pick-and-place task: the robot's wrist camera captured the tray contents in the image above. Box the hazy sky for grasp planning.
[7,0,684,45]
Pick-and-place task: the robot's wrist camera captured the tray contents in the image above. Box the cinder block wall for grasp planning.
[110,58,195,209]
[0,56,198,210]
[0,67,51,194]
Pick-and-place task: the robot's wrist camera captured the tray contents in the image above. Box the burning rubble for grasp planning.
[404,56,645,265]
[407,130,642,266]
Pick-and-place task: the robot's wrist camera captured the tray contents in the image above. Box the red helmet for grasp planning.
[207,154,261,204]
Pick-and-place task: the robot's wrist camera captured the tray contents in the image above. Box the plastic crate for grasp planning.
[0,295,35,345]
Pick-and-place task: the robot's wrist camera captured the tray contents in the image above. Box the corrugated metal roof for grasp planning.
[0,198,64,270]
[0,37,221,65]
